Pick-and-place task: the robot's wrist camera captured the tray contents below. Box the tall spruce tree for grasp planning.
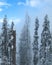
[40,15,52,65]
[33,18,39,65]
[2,15,8,65]
[19,14,32,65]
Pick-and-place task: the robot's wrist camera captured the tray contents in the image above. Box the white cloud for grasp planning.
[0,1,11,12]
[17,0,52,7]
[0,18,21,24]
[9,18,21,23]
[0,18,3,22]
[17,2,25,6]
[0,2,11,6]
[29,0,40,7]
[0,8,3,11]
[17,0,40,7]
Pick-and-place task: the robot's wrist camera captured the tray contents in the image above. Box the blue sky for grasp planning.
[0,0,52,46]
[0,0,52,20]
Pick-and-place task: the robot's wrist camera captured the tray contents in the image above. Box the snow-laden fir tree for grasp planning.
[1,15,9,65]
[0,15,16,65]
[1,15,12,65]
[40,15,52,65]
[19,13,32,65]
[33,18,39,65]
[7,21,15,65]
[0,35,3,64]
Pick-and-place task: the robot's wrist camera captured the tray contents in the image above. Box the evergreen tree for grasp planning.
[8,21,14,65]
[19,14,32,65]
[40,15,52,65]
[0,35,3,64]
[2,15,8,65]
[1,16,15,65]
[33,18,39,65]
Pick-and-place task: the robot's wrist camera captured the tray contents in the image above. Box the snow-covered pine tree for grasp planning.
[19,13,32,65]
[0,15,16,65]
[1,15,8,65]
[33,18,39,65]
[0,35,3,64]
[7,21,14,65]
[40,15,52,65]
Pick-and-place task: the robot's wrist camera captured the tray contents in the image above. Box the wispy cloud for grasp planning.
[0,18,3,22]
[9,18,21,24]
[17,0,52,7]
[0,18,21,24]
[29,0,40,7]
[0,2,11,7]
[0,8,3,11]
[0,1,11,12]
[17,0,40,7]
